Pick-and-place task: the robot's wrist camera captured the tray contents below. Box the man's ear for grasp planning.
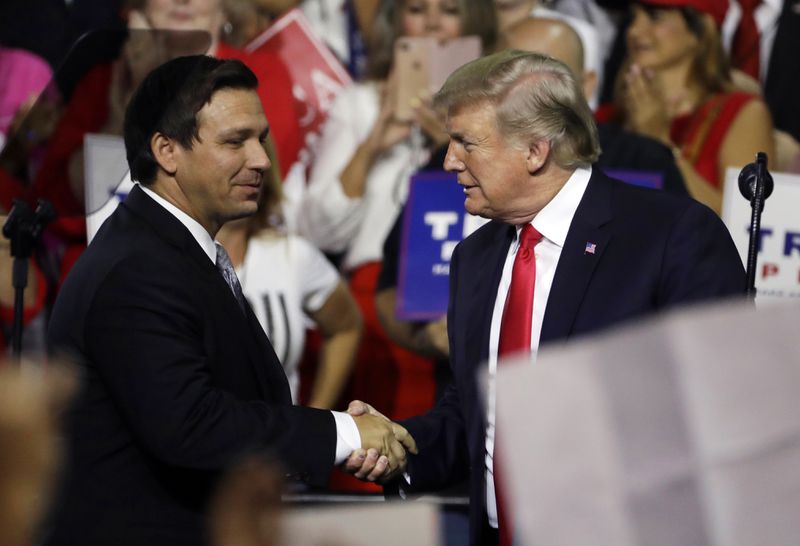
[150,132,178,177]
[582,70,598,105]
[526,139,550,174]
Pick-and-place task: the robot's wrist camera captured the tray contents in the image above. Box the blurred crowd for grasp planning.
[1,0,798,542]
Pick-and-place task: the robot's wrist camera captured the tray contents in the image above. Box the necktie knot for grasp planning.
[519,224,543,252]
[215,243,246,312]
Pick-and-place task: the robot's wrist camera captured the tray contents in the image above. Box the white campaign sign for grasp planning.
[84,134,132,243]
[722,167,800,305]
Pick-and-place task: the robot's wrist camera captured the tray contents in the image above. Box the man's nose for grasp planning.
[249,140,271,172]
[443,143,463,172]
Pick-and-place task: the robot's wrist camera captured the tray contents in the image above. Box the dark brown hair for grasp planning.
[124,55,258,185]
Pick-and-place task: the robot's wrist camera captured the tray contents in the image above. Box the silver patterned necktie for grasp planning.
[215,243,246,312]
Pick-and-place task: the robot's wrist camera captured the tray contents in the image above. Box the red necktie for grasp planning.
[732,0,761,79]
[495,224,542,546]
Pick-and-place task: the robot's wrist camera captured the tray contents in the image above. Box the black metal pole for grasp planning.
[739,152,773,299]
[11,257,28,360]
[2,199,55,361]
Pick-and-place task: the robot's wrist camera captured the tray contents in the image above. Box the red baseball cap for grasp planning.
[637,0,729,26]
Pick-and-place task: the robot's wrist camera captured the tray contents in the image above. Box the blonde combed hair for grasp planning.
[434,50,600,169]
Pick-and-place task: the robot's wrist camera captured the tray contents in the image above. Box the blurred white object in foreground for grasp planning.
[496,300,800,546]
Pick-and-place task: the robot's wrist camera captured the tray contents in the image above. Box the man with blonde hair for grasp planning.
[347,50,745,545]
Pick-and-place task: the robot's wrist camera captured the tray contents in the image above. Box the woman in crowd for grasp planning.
[0,0,304,286]
[298,0,497,425]
[612,0,774,214]
[216,149,362,410]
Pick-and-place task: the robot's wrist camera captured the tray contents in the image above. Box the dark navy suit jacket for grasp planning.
[45,185,336,546]
[401,168,746,545]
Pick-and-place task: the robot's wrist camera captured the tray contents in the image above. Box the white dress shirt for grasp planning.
[139,185,360,464]
[484,166,592,527]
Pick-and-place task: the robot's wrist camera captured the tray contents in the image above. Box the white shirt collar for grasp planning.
[522,166,592,247]
[139,184,218,264]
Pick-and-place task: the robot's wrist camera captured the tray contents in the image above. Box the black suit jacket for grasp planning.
[596,122,688,197]
[401,169,746,545]
[765,0,800,142]
[45,186,336,545]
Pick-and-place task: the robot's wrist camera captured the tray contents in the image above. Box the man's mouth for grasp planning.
[235,175,262,188]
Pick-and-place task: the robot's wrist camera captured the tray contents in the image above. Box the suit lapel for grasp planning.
[124,186,282,401]
[462,222,514,367]
[213,271,278,400]
[122,185,215,269]
[540,171,614,343]
[125,186,238,308]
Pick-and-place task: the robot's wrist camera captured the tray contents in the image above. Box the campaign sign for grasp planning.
[722,167,800,305]
[84,134,132,243]
[246,9,351,169]
[603,169,664,190]
[397,171,489,320]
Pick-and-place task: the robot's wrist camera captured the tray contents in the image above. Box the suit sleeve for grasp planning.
[401,386,470,492]
[399,242,471,491]
[83,258,336,486]
[658,200,747,305]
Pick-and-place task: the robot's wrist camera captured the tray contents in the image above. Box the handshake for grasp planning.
[342,400,417,483]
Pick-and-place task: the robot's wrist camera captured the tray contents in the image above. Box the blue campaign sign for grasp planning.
[397,171,488,320]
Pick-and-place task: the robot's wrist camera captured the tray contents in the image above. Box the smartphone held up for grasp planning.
[393,36,481,122]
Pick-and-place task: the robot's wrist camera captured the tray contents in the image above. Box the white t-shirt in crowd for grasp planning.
[237,231,340,402]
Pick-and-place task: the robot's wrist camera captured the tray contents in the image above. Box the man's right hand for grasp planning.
[345,401,417,483]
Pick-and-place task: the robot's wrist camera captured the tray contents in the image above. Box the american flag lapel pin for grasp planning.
[584,242,597,255]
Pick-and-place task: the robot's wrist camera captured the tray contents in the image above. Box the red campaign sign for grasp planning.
[246,9,352,167]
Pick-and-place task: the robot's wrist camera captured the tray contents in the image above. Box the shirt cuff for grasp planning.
[331,410,361,465]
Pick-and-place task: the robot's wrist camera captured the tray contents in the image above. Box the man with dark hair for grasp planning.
[45,55,414,546]
[347,50,746,545]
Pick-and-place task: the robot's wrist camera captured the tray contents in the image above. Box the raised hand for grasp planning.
[365,77,413,155]
[343,400,417,483]
[410,91,449,149]
[623,63,672,144]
